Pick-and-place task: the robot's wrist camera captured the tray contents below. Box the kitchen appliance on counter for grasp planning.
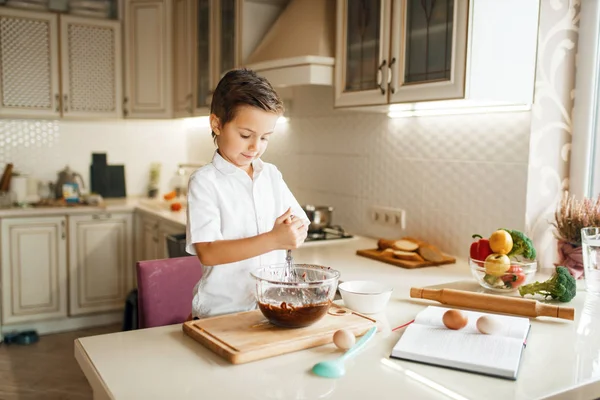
[55,165,85,199]
[301,204,353,242]
[302,204,353,242]
[305,225,353,242]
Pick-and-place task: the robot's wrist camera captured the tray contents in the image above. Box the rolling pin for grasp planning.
[410,287,574,321]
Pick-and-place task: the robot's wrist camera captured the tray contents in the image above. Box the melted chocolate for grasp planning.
[258,301,331,328]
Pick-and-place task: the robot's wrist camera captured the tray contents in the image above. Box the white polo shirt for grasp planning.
[186,151,309,318]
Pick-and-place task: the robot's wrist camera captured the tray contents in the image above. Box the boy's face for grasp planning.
[211,105,279,173]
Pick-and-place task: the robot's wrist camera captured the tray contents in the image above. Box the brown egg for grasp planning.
[333,329,356,350]
[442,309,468,330]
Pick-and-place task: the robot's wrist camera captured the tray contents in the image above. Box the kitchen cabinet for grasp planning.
[123,0,242,118]
[335,0,467,107]
[0,211,134,327]
[68,213,133,316]
[59,15,122,118]
[0,8,122,119]
[0,9,60,118]
[193,0,241,113]
[123,0,174,118]
[1,216,68,324]
[335,0,539,109]
[135,211,185,263]
[136,212,160,263]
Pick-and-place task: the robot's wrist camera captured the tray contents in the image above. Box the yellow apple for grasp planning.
[484,253,511,276]
[489,230,513,255]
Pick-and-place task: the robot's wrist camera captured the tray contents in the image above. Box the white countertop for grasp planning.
[74,237,600,400]
[0,197,188,226]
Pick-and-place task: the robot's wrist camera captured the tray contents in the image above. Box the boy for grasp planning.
[186,68,309,319]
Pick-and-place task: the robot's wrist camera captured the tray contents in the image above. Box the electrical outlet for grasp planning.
[370,206,406,229]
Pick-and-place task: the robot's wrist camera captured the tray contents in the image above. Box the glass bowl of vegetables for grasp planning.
[469,256,538,292]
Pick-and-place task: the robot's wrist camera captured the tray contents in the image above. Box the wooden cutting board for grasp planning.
[182,304,377,364]
[356,248,456,269]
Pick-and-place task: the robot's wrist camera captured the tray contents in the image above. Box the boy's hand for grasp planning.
[271,208,307,249]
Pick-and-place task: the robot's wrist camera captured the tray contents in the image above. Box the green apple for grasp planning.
[484,253,511,277]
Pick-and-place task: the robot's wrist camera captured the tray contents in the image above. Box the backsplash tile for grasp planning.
[0,120,61,174]
[0,119,191,196]
[262,95,532,259]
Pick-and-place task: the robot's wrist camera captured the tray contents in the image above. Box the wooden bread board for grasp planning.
[356,248,456,269]
[182,304,376,364]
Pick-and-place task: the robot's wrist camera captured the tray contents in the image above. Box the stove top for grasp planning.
[305,225,353,242]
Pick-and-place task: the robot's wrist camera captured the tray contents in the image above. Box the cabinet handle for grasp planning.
[377,60,387,95]
[388,57,396,94]
[55,94,60,112]
[61,220,66,239]
[92,213,112,220]
[187,93,193,115]
[63,94,69,112]
[123,96,129,117]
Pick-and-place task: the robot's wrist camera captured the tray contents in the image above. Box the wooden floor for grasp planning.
[0,324,121,400]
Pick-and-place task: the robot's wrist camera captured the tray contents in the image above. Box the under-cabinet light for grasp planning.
[387,103,531,118]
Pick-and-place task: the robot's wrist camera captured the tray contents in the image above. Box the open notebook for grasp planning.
[391,306,531,380]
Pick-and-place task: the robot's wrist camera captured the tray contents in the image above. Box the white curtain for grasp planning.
[571,0,600,199]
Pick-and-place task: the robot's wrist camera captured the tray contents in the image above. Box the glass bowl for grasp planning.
[470,257,537,292]
[250,264,340,328]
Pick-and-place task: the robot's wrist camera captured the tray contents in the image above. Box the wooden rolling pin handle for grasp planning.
[410,287,574,321]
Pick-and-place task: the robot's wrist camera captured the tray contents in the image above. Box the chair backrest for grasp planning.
[136,256,203,329]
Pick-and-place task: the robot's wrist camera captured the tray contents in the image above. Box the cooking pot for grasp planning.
[302,205,333,233]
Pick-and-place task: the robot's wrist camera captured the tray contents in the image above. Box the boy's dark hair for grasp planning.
[210,68,284,140]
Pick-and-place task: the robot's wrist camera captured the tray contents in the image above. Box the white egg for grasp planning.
[476,316,502,335]
[333,329,356,350]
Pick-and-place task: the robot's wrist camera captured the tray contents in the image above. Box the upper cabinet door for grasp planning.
[60,15,122,118]
[389,0,468,103]
[0,9,60,118]
[193,0,212,114]
[215,0,240,80]
[335,0,391,108]
[173,0,194,118]
[123,0,172,118]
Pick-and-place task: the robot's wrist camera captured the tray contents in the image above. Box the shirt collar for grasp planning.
[212,150,264,176]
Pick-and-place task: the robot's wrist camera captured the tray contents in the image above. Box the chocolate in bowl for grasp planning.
[251,264,340,328]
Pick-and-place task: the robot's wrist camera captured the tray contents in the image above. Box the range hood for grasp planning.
[244,0,335,87]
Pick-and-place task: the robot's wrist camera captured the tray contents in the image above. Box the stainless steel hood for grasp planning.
[244,0,335,87]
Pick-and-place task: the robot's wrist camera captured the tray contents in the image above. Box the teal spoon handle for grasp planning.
[339,326,377,362]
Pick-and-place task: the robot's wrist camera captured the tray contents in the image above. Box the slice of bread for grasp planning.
[381,248,395,256]
[393,250,424,262]
[377,238,419,252]
[377,239,397,251]
[418,244,445,262]
[392,239,419,252]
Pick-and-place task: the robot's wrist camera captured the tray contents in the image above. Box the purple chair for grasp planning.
[136,256,203,329]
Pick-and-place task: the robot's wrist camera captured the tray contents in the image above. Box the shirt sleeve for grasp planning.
[278,170,310,228]
[186,173,223,255]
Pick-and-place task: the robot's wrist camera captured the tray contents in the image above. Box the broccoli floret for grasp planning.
[518,266,576,302]
[502,229,537,260]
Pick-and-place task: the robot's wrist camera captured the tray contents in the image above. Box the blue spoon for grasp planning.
[312,326,377,378]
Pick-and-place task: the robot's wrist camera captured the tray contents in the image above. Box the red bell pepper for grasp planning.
[470,234,493,263]
[500,265,526,288]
